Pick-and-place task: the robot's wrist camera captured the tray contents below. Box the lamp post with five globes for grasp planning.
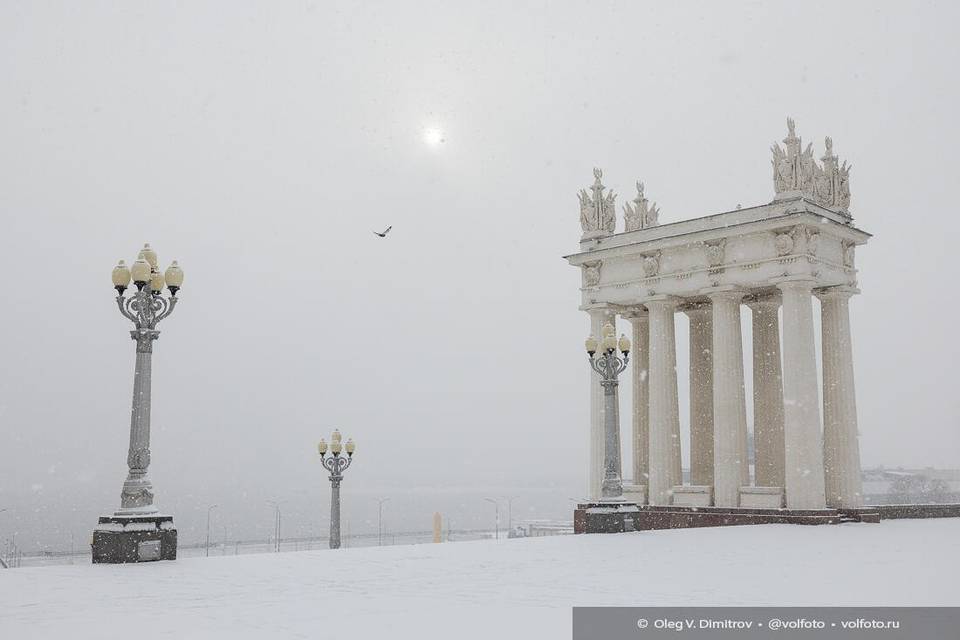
[585,322,631,501]
[92,243,184,564]
[318,430,356,549]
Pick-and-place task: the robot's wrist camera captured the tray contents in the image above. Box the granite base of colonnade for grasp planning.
[574,502,960,533]
[574,503,870,533]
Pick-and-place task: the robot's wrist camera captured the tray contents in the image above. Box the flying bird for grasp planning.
[373,225,393,238]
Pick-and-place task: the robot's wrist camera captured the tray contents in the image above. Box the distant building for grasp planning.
[862,467,960,505]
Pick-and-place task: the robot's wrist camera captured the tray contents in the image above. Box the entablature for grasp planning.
[566,198,871,307]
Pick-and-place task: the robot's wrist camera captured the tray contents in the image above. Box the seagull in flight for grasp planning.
[373,225,393,238]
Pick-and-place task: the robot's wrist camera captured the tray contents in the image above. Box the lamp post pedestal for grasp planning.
[573,501,640,534]
[92,514,177,563]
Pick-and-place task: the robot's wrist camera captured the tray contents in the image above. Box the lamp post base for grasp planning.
[573,501,640,534]
[91,514,177,564]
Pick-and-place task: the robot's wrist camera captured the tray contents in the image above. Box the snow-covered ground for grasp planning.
[1,520,957,639]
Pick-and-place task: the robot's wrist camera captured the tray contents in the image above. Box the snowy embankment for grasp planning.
[1,520,957,639]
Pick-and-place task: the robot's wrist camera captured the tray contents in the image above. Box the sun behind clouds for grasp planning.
[424,126,445,147]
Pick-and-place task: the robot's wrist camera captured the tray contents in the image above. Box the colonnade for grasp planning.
[588,280,863,511]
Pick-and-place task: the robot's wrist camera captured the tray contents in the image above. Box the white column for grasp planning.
[817,286,863,508]
[627,312,650,493]
[587,306,617,500]
[684,305,713,487]
[776,278,827,510]
[646,297,682,505]
[747,296,786,489]
[707,288,749,507]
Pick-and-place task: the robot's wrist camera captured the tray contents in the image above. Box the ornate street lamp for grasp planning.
[92,243,183,564]
[318,430,355,549]
[585,322,631,501]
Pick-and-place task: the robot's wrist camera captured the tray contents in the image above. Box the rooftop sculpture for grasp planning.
[772,118,852,214]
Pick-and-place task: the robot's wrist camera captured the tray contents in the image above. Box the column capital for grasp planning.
[701,285,746,302]
[643,295,681,311]
[681,302,712,318]
[772,275,817,293]
[745,292,782,311]
[622,308,649,322]
[582,303,616,316]
[814,285,860,301]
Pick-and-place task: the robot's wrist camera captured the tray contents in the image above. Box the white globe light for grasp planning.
[112,261,131,288]
[149,269,165,293]
[130,258,151,284]
[585,335,598,354]
[164,261,184,288]
[138,243,158,268]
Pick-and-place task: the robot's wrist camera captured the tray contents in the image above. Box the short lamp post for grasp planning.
[484,497,500,540]
[0,508,7,569]
[585,322,631,501]
[318,430,355,549]
[376,498,390,547]
[92,243,184,564]
[205,505,218,558]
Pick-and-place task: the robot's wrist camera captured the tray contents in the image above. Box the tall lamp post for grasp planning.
[92,243,184,564]
[585,322,631,501]
[266,500,283,552]
[484,497,500,540]
[0,509,7,569]
[376,498,390,546]
[504,496,517,533]
[205,504,218,557]
[318,430,355,549]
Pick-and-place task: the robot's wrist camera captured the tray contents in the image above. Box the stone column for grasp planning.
[646,297,682,505]
[587,306,617,500]
[817,286,863,508]
[684,304,713,487]
[747,295,786,489]
[706,288,749,507]
[776,278,827,510]
[626,312,650,492]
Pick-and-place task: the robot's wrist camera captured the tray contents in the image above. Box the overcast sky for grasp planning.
[1,1,958,550]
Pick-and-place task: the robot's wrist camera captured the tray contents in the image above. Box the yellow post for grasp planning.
[433,512,442,543]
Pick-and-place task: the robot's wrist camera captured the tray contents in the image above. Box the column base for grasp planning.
[739,486,785,509]
[91,514,177,564]
[671,485,713,507]
[622,483,648,505]
[574,502,640,534]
